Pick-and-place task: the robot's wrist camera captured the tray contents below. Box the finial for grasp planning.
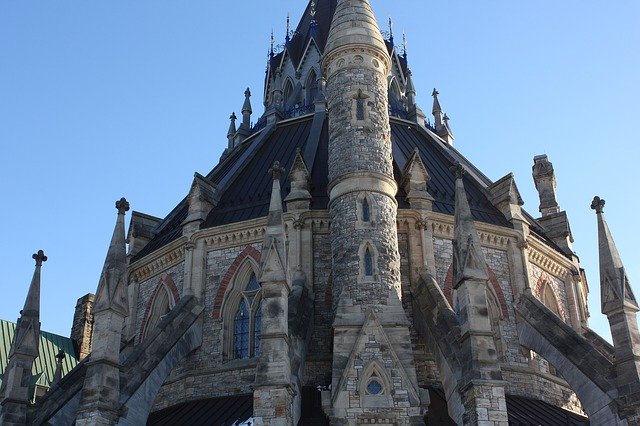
[388,17,394,45]
[270,30,275,58]
[230,112,237,122]
[450,162,465,179]
[444,113,450,124]
[591,196,605,214]
[55,348,65,363]
[310,1,316,19]
[402,32,408,59]
[432,88,439,98]
[285,14,291,43]
[116,197,130,215]
[244,88,251,98]
[269,161,285,181]
[32,250,47,266]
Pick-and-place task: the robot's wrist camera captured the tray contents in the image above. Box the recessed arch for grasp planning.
[534,272,567,322]
[305,68,318,104]
[141,273,179,340]
[358,240,379,283]
[220,255,263,361]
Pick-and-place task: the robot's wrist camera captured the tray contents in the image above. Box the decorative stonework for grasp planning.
[132,243,186,282]
[140,273,180,339]
[212,245,261,319]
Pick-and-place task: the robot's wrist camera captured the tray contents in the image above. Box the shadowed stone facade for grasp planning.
[2,0,640,425]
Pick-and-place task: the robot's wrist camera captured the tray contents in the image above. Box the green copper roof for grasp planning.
[0,319,78,398]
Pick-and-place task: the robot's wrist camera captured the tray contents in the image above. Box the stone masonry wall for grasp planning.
[151,244,261,411]
[430,236,583,413]
[304,232,333,387]
[135,262,185,343]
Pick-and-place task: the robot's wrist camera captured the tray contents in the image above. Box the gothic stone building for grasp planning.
[2,0,640,425]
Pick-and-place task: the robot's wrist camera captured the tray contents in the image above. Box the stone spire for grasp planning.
[591,196,640,413]
[284,148,312,212]
[253,161,293,424]
[450,162,507,424]
[432,88,443,129]
[226,112,237,149]
[0,250,46,426]
[241,88,252,130]
[591,196,638,314]
[451,163,488,287]
[405,70,416,107]
[76,198,129,426]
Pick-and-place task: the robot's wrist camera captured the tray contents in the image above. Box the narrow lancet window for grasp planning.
[356,98,365,120]
[364,247,373,276]
[362,198,371,222]
[234,300,250,359]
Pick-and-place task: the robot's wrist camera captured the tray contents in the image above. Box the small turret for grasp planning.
[227,112,237,150]
[432,88,443,129]
[0,250,47,426]
[241,88,252,130]
[405,70,416,107]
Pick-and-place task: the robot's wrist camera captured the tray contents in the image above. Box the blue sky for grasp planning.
[1,1,638,344]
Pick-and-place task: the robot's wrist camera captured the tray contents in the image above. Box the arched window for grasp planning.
[364,248,373,277]
[362,198,371,222]
[283,79,294,108]
[232,272,262,359]
[306,69,318,104]
[543,283,561,318]
[142,276,178,340]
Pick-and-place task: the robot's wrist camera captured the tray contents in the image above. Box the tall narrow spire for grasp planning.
[591,196,638,314]
[93,198,129,316]
[452,163,488,286]
[241,88,252,130]
[591,196,640,412]
[432,88,443,129]
[0,250,47,425]
[285,13,291,44]
[227,112,237,149]
[388,17,394,46]
[76,199,129,425]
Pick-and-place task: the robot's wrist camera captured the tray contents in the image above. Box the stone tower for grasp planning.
[322,0,426,423]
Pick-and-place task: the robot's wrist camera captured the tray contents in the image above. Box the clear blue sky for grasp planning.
[1,1,638,344]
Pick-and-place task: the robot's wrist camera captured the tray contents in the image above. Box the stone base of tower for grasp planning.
[459,380,508,425]
[253,385,295,426]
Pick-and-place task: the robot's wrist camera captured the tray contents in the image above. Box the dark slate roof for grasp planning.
[132,113,517,262]
[146,394,252,426]
[145,388,589,425]
[0,319,78,393]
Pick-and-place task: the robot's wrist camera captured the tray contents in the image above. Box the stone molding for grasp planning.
[131,241,186,283]
[328,172,398,206]
[322,46,391,81]
[526,238,571,279]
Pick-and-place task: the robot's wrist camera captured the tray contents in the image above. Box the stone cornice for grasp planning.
[526,235,573,279]
[397,210,516,251]
[130,238,187,283]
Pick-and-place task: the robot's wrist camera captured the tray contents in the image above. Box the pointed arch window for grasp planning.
[233,272,262,359]
[362,198,371,222]
[364,248,373,277]
[306,70,318,104]
[283,79,294,108]
[142,277,177,340]
[543,283,561,318]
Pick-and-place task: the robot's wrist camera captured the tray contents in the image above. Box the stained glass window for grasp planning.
[234,300,250,359]
[232,271,262,359]
[367,379,383,395]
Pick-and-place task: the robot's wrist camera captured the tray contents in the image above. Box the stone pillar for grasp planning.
[532,155,559,216]
[450,164,508,425]
[322,0,425,423]
[0,250,46,426]
[76,198,130,426]
[253,162,294,426]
